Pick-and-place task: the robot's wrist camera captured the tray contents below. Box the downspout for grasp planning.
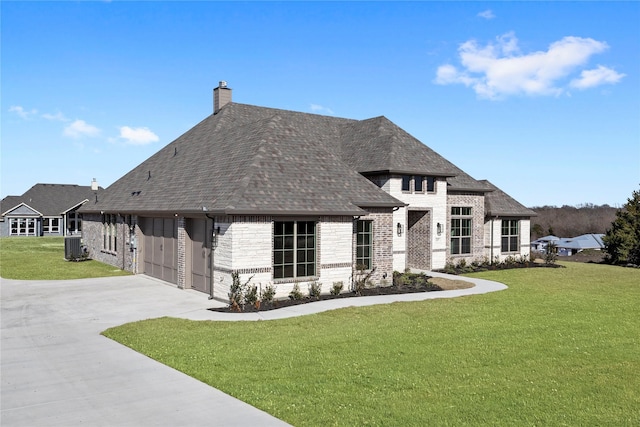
[205,213,216,300]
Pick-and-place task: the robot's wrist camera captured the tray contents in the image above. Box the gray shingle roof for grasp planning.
[481,180,537,217]
[1,184,100,217]
[81,102,520,215]
[82,103,404,215]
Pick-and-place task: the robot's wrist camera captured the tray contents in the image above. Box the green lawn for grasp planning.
[0,236,130,279]
[104,263,639,426]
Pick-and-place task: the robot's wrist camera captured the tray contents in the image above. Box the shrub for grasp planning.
[228,271,252,312]
[245,284,258,307]
[260,284,277,305]
[289,283,303,300]
[330,281,344,296]
[353,264,375,296]
[443,259,457,274]
[545,242,558,265]
[308,281,322,300]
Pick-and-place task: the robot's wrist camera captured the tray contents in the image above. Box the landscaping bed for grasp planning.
[209,272,475,313]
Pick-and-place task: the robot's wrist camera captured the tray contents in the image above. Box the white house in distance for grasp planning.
[79,82,536,300]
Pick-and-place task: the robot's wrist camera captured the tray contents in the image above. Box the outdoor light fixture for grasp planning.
[397,222,403,236]
[437,222,443,235]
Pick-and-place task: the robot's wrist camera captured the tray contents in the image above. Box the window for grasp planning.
[451,207,472,255]
[9,218,36,236]
[356,220,373,270]
[43,218,60,234]
[426,176,436,192]
[273,221,316,279]
[68,211,81,233]
[402,175,436,193]
[102,214,118,252]
[414,176,423,192]
[401,175,411,192]
[501,220,520,253]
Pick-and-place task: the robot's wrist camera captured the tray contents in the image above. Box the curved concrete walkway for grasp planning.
[1,273,506,426]
[177,270,508,321]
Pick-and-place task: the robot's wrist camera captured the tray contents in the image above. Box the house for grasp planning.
[530,235,560,252]
[79,82,536,300]
[1,183,102,237]
[555,234,605,256]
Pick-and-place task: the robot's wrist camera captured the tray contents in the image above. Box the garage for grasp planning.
[140,217,178,284]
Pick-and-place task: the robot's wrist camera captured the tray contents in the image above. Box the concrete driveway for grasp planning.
[0,275,290,427]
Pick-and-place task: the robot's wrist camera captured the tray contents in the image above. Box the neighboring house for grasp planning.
[555,234,605,256]
[0,183,102,237]
[79,82,536,300]
[530,235,560,252]
[531,234,604,256]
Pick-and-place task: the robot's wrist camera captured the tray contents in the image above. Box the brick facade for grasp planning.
[358,208,394,285]
[447,193,486,262]
[81,213,137,272]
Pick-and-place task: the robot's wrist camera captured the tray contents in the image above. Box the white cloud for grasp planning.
[310,104,335,115]
[118,126,159,145]
[434,32,623,100]
[477,10,495,20]
[42,111,68,122]
[570,65,626,89]
[9,105,38,119]
[64,119,101,138]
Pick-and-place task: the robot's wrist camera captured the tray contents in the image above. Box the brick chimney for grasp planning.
[213,81,232,114]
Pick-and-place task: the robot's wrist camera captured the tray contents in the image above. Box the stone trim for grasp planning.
[321,262,352,269]
[177,217,186,289]
[215,266,272,275]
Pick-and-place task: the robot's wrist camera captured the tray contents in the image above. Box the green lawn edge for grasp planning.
[103,262,640,426]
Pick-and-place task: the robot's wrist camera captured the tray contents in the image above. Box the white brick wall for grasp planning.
[320,219,352,265]
[388,176,448,271]
[484,218,533,262]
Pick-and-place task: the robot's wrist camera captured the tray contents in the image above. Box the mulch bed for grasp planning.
[208,281,443,313]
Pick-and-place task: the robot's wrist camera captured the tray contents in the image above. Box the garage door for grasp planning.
[140,217,178,284]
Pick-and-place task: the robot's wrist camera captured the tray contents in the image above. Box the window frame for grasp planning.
[401,175,411,192]
[401,175,436,194]
[102,214,118,253]
[273,220,317,280]
[9,217,37,236]
[43,217,60,234]
[356,220,373,270]
[450,207,472,255]
[501,219,520,253]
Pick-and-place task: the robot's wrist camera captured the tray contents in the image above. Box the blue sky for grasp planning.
[2,1,639,207]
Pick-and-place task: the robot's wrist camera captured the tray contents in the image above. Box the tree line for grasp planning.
[530,204,618,240]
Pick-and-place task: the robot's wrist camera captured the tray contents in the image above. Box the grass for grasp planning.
[104,262,640,426]
[0,236,130,280]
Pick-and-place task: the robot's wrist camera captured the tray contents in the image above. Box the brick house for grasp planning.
[1,183,101,237]
[79,82,535,300]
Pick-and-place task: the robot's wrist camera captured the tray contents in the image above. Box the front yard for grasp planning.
[104,262,639,426]
[0,237,130,279]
